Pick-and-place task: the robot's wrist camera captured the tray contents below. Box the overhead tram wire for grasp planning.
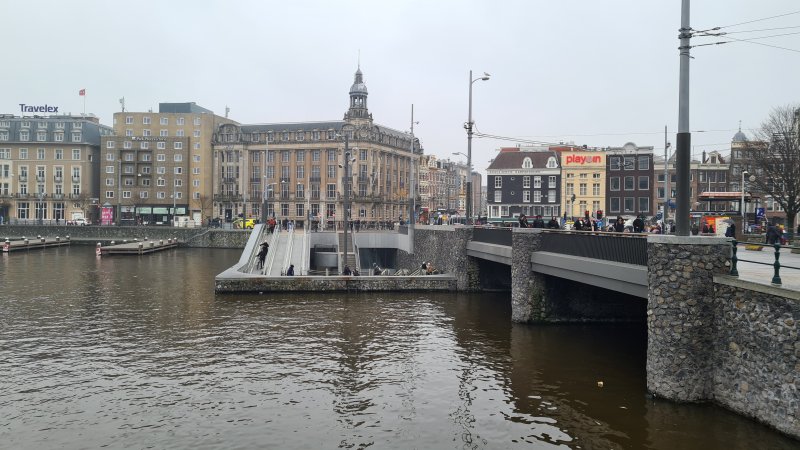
[715,10,800,30]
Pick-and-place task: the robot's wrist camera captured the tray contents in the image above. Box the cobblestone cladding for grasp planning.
[397,226,478,291]
[215,276,457,293]
[712,282,799,438]
[646,238,730,402]
[1,225,249,248]
[511,229,544,322]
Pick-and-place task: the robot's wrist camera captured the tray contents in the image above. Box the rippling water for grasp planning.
[0,247,795,449]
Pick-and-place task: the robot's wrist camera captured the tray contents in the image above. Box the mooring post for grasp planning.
[771,243,782,285]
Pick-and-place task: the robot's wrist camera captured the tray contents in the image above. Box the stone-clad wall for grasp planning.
[215,276,458,293]
[0,225,249,248]
[511,229,545,322]
[712,279,799,438]
[397,225,478,291]
[646,236,730,401]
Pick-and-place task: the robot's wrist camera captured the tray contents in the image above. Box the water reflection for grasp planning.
[0,249,795,449]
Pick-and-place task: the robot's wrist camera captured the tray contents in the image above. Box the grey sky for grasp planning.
[4,0,799,175]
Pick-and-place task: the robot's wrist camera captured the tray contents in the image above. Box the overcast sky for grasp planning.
[4,0,799,175]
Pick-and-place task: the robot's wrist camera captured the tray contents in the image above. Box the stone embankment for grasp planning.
[0,225,249,249]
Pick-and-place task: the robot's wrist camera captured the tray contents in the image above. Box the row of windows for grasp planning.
[0,131,82,142]
[494,176,558,189]
[106,165,184,175]
[0,148,82,160]
[564,173,602,179]
[493,190,557,203]
[609,176,650,191]
[108,141,188,150]
[565,183,602,196]
[106,190,185,200]
[608,197,651,213]
[2,164,80,178]
[609,156,650,171]
[123,116,201,126]
[122,129,200,138]
[106,153,192,163]
[0,121,82,129]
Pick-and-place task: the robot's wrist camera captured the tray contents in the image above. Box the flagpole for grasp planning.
[83,92,86,115]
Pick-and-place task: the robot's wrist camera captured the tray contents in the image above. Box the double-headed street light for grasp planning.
[452,151,469,217]
[465,70,490,225]
[741,170,755,231]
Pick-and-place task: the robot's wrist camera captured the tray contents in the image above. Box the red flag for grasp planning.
[79,89,86,96]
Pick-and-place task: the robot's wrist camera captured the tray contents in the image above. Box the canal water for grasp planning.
[1,248,795,449]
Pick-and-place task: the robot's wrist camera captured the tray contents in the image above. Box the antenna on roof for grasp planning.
[225,106,230,118]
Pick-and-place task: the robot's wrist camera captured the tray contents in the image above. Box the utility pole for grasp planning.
[664,125,671,227]
[409,104,417,233]
[676,0,692,236]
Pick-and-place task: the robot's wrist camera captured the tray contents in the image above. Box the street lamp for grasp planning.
[339,134,356,274]
[264,182,277,223]
[741,170,755,231]
[465,70,490,224]
[452,152,469,217]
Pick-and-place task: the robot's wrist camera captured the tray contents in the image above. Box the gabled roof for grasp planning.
[487,150,558,170]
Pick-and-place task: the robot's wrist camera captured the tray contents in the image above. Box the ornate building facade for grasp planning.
[211,67,422,226]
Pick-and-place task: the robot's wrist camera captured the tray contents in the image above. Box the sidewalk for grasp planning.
[733,243,800,291]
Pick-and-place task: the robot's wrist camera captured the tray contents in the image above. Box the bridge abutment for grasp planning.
[511,230,547,322]
[646,236,730,401]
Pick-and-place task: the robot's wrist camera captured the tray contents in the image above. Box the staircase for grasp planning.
[338,231,358,273]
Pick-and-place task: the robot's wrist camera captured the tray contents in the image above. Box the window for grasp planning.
[193,117,201,126]
[19,130,29,141]
[546,157,558,168]
[143,116,152,125]
[193,130,200,137]
[143,129,151,136]
[174,167,183,174]
[624,197,635,212]
[523,176,530,188]
[493,190,502,202]
[548,191,556,203]
[638,156,649,170]
[593,183,600,196]
[125,116,133,124]
[549,176,556,188]
[494,176,502,188]
[624,176,634,190]
[140,142,150,149]
[160,130,168,137]
[296,131,304,141]
[610,177,620,191]
[579,183,587,196]
[282,132,290,141]
[610,156,621,171]
[193,168,200,175]
[174,142,183,150]
[123,141,132,149]
[638,197,650,212]
[71,132,81,142]
[522,157,532,169]
[0,148,8,159]
[157,142,166,150]
[106,165,114,173]
[0,131,7,141]
[312,150,320,162]
[157,178,166,187]
[37,148,45,160]
[296,166,304,179]
[638,176,649,190]
[106,191,114,199]
[327,183,336,199]
[533,191,541,203]
[157,154,166,161]
[522,191,530,202]
[177,117,185,125]
[328,165,336,178]
[566,183,574,196]
[531,176,540,188]
[623,157,635,170]
[296,150,305,162]
[282,151,289,162]
[37,131,46,141]
[107,141,115,149]
[327,149,336,161]
[55,149,63,160]
[72,149,80,160]
[160,117,168,125]
[54,132,63,142]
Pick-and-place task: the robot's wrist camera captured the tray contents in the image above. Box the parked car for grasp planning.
[69,217,90,226]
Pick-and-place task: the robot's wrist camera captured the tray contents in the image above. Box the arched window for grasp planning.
[546,157,558,168]
[522,157,533,169]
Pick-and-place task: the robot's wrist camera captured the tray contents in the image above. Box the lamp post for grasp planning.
[741,170,749,227]
[465,70,490,225]
[341,135,356,274]
[264,182,277,223]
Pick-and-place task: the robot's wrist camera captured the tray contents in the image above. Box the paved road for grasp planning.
[733,243,800,291]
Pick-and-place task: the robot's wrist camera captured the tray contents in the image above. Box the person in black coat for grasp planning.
[633,216,644,233]
[725,222,736,238]
[613,217,625,233]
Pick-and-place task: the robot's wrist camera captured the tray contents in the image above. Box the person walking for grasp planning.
[613,217,625,233]
[257,242,269,269]
[286,264,294,276]
[725,221,736,238]
[633,216,644,233]
[765,223,779,244]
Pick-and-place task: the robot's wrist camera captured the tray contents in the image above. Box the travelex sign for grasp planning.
[564,154,604,165]
[20,103,59,113]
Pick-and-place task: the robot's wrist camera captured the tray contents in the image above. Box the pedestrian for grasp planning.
[725,221,736,238]
[518,214,529,228]
[257,242,269,269]
[426,262,436,275]
[343,265,352,276]
[547,217,559,229]
[633,216,644,233]
[708,224,714,234]
[702,223,709,234]
[286,264,294,276]
[613,217,625,233]
[353,268,360,276]
[373,263,381,275]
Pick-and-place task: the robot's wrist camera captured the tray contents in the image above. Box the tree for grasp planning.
[747,104,800,239]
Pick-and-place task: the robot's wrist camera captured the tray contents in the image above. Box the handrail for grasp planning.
[302,228,309,275]
[729,240,799,286]
[283,226,294,275]
[263,226,280,275]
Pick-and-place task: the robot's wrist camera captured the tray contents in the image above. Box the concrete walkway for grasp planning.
[733,243,800,291]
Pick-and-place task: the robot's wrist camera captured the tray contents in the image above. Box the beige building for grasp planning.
[560,150,606,219]
[102,103,231,225]
[0,113,112,223]
[211,67,421,226]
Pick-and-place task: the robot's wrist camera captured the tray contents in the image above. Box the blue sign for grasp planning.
[756,208,765,218]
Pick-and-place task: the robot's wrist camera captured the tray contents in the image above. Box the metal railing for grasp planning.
[538,230,648,266]
[728,240,799,286]
[472,227,512,246]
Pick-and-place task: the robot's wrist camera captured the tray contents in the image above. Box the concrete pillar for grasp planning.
[646,235,730,401]
[511,229,547,323]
